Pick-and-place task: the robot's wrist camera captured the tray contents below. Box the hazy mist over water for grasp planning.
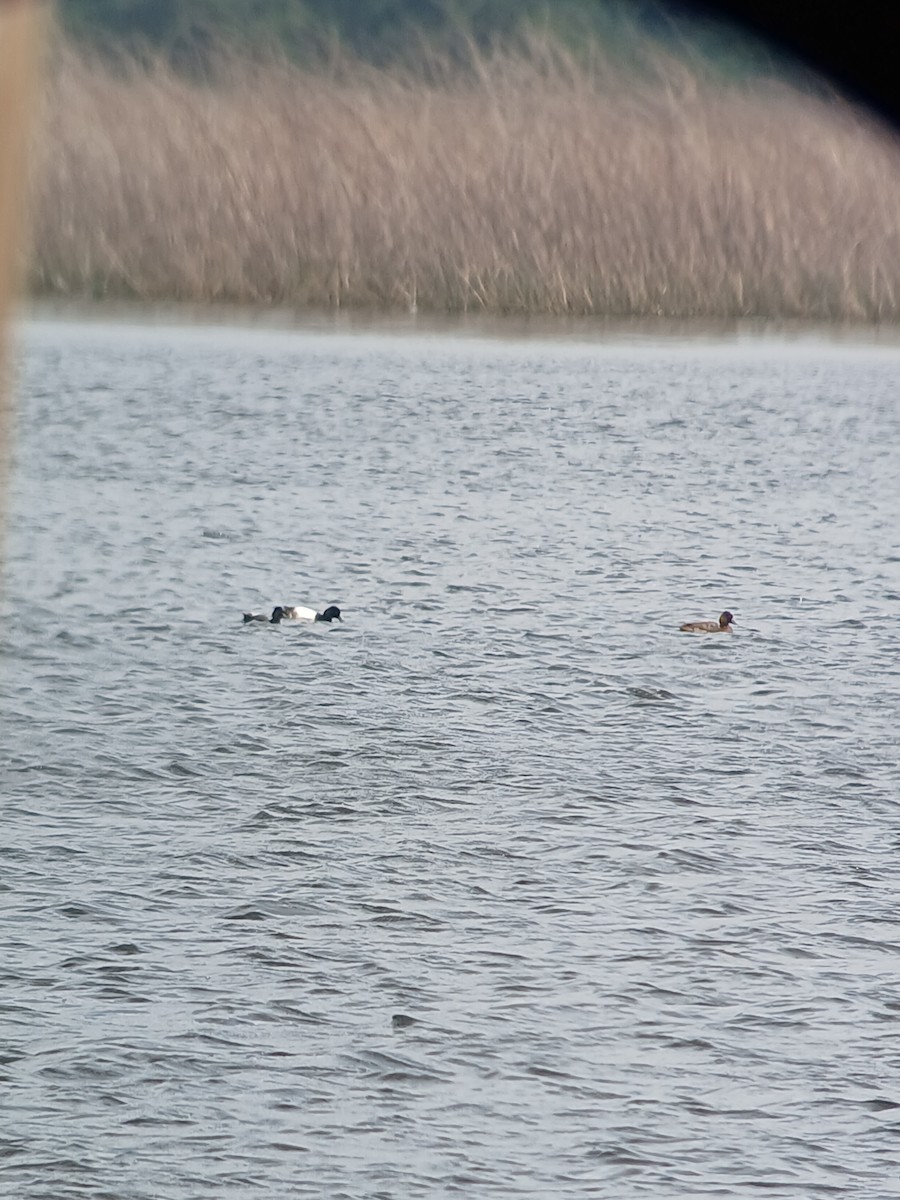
[4,318,900,1198]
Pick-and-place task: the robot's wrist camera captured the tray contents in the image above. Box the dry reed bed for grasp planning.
[29,43,900,318]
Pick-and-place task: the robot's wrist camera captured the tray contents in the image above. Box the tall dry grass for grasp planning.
[29,38,900,319]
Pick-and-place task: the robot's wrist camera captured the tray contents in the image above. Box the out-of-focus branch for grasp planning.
[0,0,47,571]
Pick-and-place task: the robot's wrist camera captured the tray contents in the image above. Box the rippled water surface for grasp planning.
[5,318,900,1199]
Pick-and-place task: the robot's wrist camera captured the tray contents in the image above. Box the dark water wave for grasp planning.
[3,320,900,1198]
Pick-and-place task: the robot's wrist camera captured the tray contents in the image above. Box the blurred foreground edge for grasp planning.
[0,0,46,575]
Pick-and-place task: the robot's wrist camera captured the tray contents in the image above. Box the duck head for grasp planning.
[270,606,285,623]
[719,611,735,628]
[318,605,342,623]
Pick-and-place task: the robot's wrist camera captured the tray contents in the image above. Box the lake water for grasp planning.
[4,317,900,1199]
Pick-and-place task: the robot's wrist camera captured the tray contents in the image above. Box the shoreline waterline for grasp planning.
[18,299,900,351]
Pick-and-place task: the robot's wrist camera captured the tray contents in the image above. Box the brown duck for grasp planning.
[680,610,735,633]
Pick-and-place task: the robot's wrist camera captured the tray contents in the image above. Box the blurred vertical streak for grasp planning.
[0,0,46,578]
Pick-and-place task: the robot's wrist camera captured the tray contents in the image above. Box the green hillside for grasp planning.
[59,0,786,79]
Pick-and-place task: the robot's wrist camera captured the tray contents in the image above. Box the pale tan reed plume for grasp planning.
[30,37,900,319]
[1,0,47,570]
